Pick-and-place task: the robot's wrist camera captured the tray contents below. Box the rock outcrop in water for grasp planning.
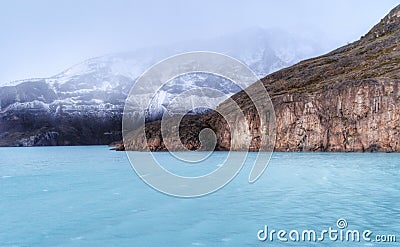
[124,5,400,152]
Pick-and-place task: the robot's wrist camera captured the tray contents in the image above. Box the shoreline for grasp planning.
[1,143,397,153]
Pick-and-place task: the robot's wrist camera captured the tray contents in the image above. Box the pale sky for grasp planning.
[0,0,398,83]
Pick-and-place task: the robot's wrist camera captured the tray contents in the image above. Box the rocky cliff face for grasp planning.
[124,5,400,152]
[261,4,400,152]
[272,78,400,152]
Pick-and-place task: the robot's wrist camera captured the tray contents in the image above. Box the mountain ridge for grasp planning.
[123,4,400,152]
[0,28,327,146]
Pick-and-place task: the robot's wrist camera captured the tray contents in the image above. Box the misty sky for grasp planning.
[0,0,398,83]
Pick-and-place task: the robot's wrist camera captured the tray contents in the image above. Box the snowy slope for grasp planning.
[0,27,328,118]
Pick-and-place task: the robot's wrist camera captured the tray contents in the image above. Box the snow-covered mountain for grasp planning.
[0,27,330,146]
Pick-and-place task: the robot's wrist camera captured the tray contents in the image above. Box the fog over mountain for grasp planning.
[0,27,330,146]
[2,1,398,84]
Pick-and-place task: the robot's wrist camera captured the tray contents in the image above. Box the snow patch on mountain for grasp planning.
[0,27,331,119]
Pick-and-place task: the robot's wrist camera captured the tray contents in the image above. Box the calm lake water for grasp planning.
[0,146,399,246]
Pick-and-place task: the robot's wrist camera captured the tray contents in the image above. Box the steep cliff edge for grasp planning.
[124,5,400,152]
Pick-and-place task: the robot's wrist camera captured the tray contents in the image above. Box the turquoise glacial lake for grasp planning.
[0,146,399,246]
